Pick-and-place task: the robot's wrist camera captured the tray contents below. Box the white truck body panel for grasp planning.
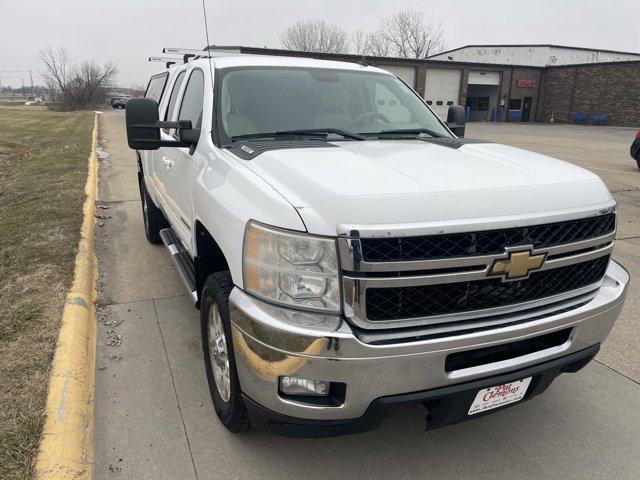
[240,140,612,236]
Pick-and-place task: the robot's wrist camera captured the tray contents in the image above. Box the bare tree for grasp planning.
[351,30,369,55]
[379,8,444,58]
[39,45,118,110]
[365,31,392,57]
[281,19,349,54]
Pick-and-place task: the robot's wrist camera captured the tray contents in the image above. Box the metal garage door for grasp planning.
[468,70,500,85]
[424,68,461,120]
[384,65,417,89]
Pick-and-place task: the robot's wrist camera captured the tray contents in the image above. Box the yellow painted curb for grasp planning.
[36,113,99,479]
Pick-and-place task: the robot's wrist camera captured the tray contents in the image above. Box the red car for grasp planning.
[631,130,640,170]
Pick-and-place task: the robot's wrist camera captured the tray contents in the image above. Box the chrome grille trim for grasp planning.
[336,203,617,238]
[338,232,615,273]
[339,210,616,331]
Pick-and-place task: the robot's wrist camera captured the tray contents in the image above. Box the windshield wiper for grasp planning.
[374,128,445,139]
[230,128,365,142]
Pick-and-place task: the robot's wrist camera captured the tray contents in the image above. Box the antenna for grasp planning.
[201,0,215,101]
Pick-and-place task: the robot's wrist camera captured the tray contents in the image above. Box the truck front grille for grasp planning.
[360,213,615,262]
[339,211,616,332]
[365,256,609,321]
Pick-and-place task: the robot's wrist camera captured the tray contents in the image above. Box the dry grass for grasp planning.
[0,106,94,479]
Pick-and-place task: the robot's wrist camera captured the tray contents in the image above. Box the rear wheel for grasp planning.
[201,272,250,433]
[139,176,168,244]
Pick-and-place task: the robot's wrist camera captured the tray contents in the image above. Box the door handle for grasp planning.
[161,156,174,169]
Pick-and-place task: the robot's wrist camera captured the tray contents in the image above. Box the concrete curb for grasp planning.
[36,113,99,479]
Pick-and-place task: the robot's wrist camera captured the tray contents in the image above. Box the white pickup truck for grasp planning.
[126,52,628,437]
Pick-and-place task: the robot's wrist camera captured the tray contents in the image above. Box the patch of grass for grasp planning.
[0,106,94,479]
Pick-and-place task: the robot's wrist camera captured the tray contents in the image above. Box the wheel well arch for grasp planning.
[194,221,230,308]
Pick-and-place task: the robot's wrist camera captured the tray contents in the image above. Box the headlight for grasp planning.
[243,222,340,313]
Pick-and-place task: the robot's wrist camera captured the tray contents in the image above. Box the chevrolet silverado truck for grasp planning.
[125,52,628,437]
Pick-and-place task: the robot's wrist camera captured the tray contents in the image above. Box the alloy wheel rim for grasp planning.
[207,303,231,402]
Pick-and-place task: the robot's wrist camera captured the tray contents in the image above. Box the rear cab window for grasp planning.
[144,72,169,102]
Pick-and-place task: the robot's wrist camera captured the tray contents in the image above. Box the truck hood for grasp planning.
[241,140,614,236]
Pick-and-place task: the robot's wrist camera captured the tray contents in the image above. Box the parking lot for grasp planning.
[94,111,640,480]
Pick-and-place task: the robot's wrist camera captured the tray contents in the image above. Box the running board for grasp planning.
[159,228,198,303]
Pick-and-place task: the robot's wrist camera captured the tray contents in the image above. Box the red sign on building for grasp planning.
[516,79,536,88]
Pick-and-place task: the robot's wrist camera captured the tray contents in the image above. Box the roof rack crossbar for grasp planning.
[163,47,212,58]
[149,56,183,63]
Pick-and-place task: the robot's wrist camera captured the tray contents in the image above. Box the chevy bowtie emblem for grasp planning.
[489,248,547,281]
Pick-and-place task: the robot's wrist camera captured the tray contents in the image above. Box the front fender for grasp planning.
[192,145,306,286]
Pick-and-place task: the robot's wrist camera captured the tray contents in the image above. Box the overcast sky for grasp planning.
[2,0,639,87]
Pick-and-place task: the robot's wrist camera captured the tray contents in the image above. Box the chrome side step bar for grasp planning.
[159,228,198,303]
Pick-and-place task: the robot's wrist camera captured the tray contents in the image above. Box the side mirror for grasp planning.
[125,98,191,150]
[179,127,201,155]
[126,98,160,150]
[446,104,466,138]
[179,127,201,146]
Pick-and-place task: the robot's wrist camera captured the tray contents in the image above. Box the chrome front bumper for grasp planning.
[229,260,628,422]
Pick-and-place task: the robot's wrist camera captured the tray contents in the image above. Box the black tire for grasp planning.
[139,175,168,244]
[201,271,250,433]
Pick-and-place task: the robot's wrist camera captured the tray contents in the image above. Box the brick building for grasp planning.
[536,61,640,126]
[216,45,640,127]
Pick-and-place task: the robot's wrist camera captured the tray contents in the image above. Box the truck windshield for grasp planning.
[216,67,452,144]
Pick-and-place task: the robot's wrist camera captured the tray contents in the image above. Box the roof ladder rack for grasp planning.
[164,46,244,59]
[163,47,211,59]
[148,56,183,68]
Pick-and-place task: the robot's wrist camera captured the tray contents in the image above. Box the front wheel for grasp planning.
[201,272,250,433]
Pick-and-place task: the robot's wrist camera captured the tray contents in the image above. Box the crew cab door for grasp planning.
[152,69,187,230]
[161,68,206,246]
[140,71,169,202]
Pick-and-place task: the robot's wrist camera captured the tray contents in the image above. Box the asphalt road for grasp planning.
[94,111,640,480]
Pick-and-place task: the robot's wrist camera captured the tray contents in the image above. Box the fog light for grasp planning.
[279,377,330,396]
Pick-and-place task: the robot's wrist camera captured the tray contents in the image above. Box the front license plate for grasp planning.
[468,377,532,415]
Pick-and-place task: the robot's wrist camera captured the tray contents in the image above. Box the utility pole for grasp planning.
[21,78,26,98]
[30,70,35,98]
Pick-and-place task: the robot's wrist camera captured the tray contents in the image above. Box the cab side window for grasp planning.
[162,71,186,135]
[144,72,168,102]
[178,69,205,130]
